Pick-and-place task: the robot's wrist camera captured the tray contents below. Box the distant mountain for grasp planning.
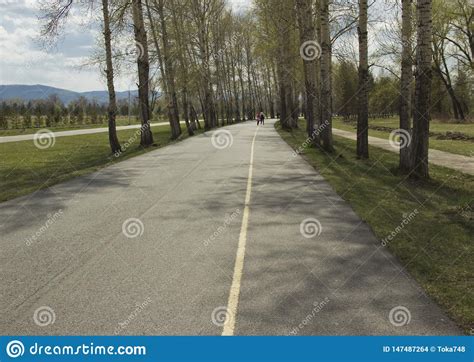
[0,84,138,104]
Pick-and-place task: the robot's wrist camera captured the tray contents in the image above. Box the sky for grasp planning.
[0,0,252,92]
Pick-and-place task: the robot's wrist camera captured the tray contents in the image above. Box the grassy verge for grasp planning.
[276,119,473,333]
[332,117,474,157]
[0,124,203,202]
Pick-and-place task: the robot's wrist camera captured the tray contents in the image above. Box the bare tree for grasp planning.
[296,0,319,145]
[189,0,222,130]
[320,0,334,151]
[131,0,154,146]
[102,0,121,154]
[399,0,413,172]
[356,0,369,159]
[410,0,433,179]
[40,0,121,154]
[167,0,195,134]
[432,37,466,121]
[155,0,182,139]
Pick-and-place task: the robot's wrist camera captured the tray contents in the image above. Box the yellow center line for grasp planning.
[222,126,259,336]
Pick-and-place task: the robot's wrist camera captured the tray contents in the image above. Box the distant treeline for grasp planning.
[0,95,144,129]
[332,60,472,122]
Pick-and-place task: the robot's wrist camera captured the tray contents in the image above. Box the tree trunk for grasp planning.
[288,70,298,128]
[265,64,275,118]
[399,0,413,172]
[238,66,246,120]
[245,39,255,119]
[131,0,153,146]
[182,87,194,135]
[230,52,241,122]
[193,5,215,130]
[191,104,201,129]
[410,0,432,179]
[215,51,225,127]
[296,0,319,145]
[277,59,289,129]
[168,2,194,136]
[271,61,280,119]
[315,0,322,126]
[276,0,297,130]
[222,47,233,124]
[320,0,333,151]
[440,51,465,121]
[101,0,121,154]
[156,0,182,139]
[356,0,369,158]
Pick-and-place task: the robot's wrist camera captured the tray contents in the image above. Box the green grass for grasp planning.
[333,117,474,157]
[276,119,474,333]
[0,124,201,202]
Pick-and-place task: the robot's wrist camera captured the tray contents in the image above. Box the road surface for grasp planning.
[333,128,474,175]
[0,119,460,335]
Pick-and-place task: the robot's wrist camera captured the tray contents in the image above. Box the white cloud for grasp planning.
[228,0,252,12]
[0,0,126,91]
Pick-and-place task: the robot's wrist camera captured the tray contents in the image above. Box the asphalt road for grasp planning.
[0,119,460,335]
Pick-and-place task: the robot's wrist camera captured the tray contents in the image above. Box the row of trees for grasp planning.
[431,0,472,122]
[333,63,470,122]
[2,64,466,130]
[253,0,472,179]
[0,96,144,129]
[375,0,472,123]
[39,0,472,180]
[41,0,278,153]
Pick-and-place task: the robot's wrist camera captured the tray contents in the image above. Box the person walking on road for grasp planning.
[256,111,261,126]
[259,111,265,125]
